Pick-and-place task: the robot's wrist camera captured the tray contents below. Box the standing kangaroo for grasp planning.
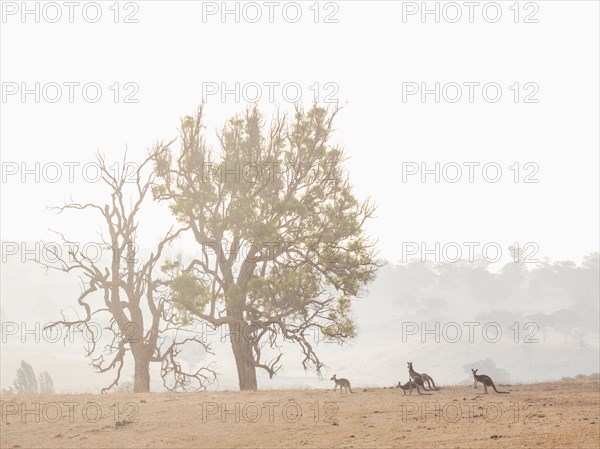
[407,362,439,391]
[421,373,440,391]
[331,374,353,394]
[396,380,432,395]
[471,369,509,394]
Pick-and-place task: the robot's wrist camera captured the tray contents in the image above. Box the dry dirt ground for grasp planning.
[1,380,599,448]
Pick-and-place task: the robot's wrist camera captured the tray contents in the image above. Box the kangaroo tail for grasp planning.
[429,378,440,390]
[492,383,509,394]
[349,385,353,394]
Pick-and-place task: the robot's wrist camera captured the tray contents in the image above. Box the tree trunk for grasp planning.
[132,349,151,393]
[229,320,257,391]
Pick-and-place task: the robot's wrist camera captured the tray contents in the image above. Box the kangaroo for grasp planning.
[422,373,440,391]
[407,362,432,391]
[471,369,509,394]
[396,380,432,395]
[331,374,353,394]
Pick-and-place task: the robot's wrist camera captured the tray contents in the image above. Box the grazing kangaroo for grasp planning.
[396,380,432,395]
[331,374,353,394]
[471,369,509,394]
[407,362,435,391]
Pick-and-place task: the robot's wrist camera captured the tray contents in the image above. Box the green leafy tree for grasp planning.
[152,105,380,390]
[12,361,38,394]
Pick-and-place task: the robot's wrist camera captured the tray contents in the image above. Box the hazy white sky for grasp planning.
[1,0,598,266]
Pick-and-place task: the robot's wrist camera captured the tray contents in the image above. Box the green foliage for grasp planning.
[322,296,357,339]
[152,104,380,378]
[162,257,210,322]
[170,272,210,321]
[247,265,321,314]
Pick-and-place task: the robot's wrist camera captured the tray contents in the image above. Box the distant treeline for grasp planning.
[373,253,599,346]
[561,373,600,381]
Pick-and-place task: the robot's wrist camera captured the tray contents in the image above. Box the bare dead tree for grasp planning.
[152,104,381,390]
[41,150,217,393]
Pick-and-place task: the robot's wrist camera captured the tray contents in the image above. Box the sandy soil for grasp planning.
[1,380,599,448]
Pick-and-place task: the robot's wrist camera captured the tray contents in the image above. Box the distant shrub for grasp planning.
[114,381,134,393]
[562,373,599,381]
[10,362,55,395]
[38,371,55,394]
[12,361,38,394]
